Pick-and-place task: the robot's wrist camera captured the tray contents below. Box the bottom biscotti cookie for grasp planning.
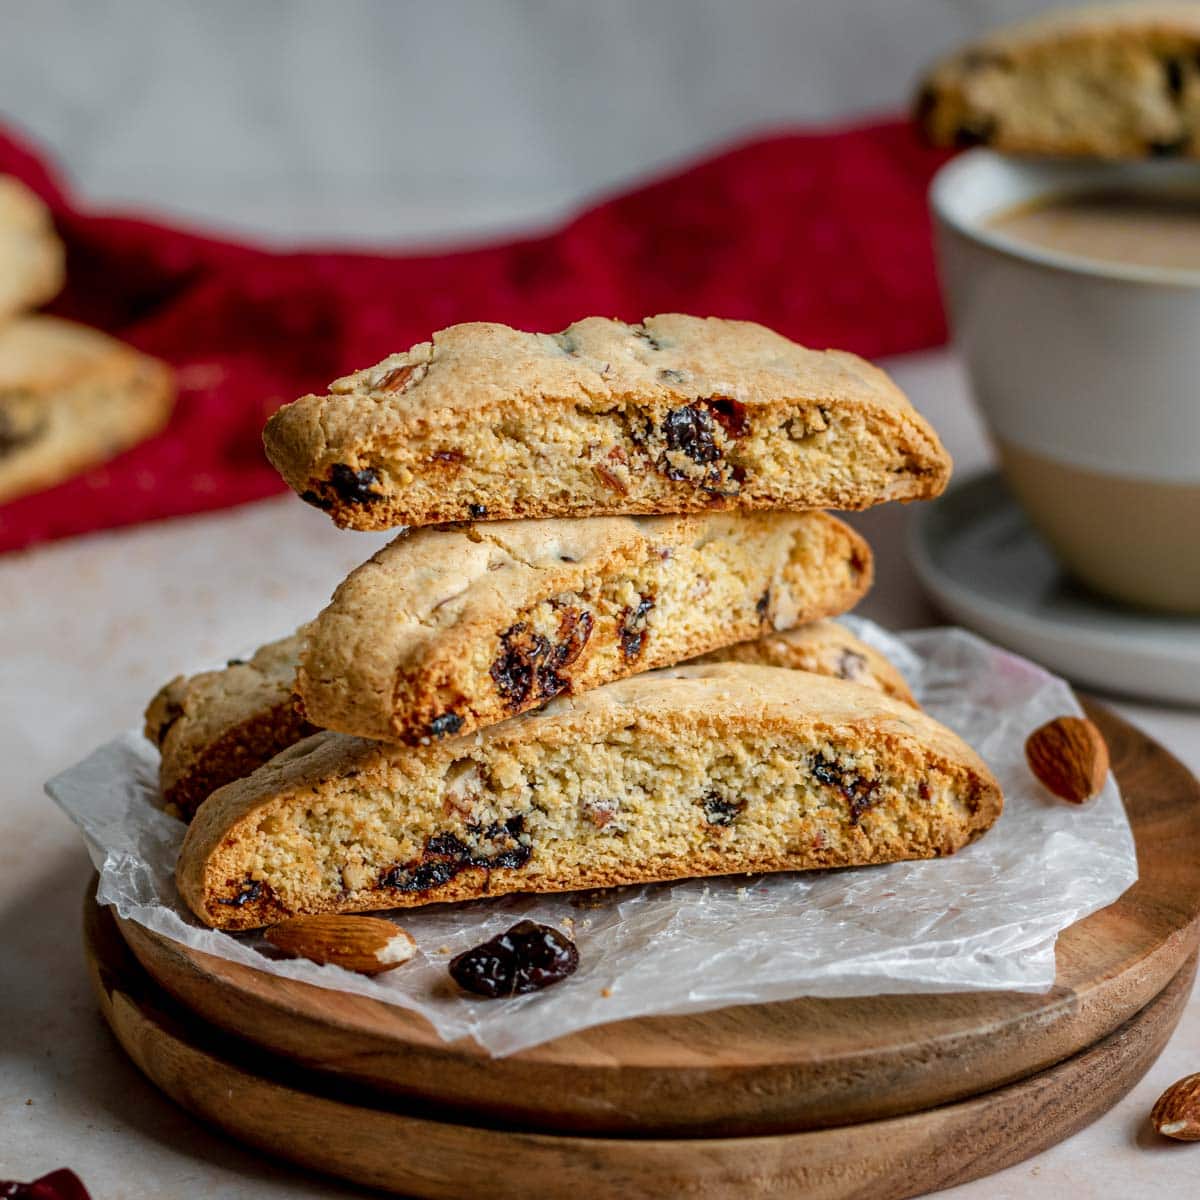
[177,663,1001,930]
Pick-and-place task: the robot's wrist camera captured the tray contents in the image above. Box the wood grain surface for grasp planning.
[85,895,1196,1200]
[113,701,1200,1136]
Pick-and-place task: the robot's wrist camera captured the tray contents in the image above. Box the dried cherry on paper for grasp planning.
[449,920,579,998]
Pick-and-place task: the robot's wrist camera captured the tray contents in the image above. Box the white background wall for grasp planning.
[1,0,1060,243]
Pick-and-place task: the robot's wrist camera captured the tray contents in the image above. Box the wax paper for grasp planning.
[46,620,1137,1056]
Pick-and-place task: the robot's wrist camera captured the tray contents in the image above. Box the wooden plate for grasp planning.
[112,701,1200,1136]
[86,897,1196,1200]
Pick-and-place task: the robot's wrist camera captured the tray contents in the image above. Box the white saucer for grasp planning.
[909,472,1200,707]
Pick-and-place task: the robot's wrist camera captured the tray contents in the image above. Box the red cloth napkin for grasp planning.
[0,119,951,554]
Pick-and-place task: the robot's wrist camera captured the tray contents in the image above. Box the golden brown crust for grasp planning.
[145,635,316,820]
[0,316,174,505]
[298,511,872,742]
[915,3,1200,159]
[177,664,1002,931]
[0,176,64,320]
[699,620,916,707]
[263,314,951,530]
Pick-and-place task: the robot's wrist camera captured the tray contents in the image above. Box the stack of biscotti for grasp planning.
[0,177,173,505]
[149,314,1003,931]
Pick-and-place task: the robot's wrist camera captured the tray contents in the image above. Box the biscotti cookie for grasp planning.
[144,634,316,820]
[177,663,1003,930]
[263,314,951,530]
[143,619,905,819]
[0,317,174,505]
[698,620,916,707]
[298,510,871,743]
[915,3,1200,158]
[0,176,64,320]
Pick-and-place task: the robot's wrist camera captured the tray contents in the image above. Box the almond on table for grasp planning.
[263,314,951,530]
[176,663,1002,931]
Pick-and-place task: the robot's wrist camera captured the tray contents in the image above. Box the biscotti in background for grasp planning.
[0,317,174,505]
[0,176,65,321]
[914,3,1200,159]
[264,314,951,530]
[177,663,1002,930]
[0,177,175,506]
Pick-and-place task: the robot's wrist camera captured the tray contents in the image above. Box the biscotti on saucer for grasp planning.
[263,314,951,530]
[176,664,1001,931]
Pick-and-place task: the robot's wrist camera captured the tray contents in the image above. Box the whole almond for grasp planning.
[265,914,416,976]
[1025,716,1109,803]
[1152,1073,1200,1140]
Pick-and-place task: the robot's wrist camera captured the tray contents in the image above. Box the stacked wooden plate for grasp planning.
[85,702,1200,1199]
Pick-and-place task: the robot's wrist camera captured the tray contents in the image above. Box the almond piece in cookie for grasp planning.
[176,663,1002,931]
[263,314,951,530]
[297,511,872,743]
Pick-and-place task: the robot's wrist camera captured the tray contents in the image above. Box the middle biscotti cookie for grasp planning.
[297,510,871,743]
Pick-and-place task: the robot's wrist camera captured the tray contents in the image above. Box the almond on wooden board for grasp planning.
[1151,1073,1200,1140]
[264,914,416,976]
[1025,716,1110,803]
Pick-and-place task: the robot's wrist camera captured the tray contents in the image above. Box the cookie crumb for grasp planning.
[601,987,613,998]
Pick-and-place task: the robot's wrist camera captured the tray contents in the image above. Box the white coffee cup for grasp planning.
[930,149,1200,613]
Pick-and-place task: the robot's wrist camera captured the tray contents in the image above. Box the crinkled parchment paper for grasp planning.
[47,621,1137,1056]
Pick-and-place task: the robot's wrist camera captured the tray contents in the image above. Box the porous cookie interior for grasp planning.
[304,393,937,526]
[200,719,991,928]
[386,515,868,740]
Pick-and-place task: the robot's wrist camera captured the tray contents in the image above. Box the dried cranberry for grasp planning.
[328,463,381,505]
[662,404,719,466]
[810,753,880,824]
[0,1170,92,1200]
[490,610,592,706]
[756,589,771,622]
[953,117,997,148]
[836,650,867,682]
[449,920,579,998]
[704,397,749,439]
[428,712,464,738]
[300,489,334,511]
[701,792,744,826]
[216,879,263,907]
[619,595,655,659]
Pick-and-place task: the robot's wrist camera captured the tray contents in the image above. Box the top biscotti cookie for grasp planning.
[915,3,1200,159]
[263,315,951,530]
[0,176,64,321]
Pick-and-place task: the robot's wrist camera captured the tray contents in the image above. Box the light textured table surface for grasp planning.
[2,348,1198,1198]
[2,1,1199,1192]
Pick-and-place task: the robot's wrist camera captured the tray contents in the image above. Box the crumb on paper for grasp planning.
[601,987,613,998]
[737,886,747,900]
[437,945,451,955]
